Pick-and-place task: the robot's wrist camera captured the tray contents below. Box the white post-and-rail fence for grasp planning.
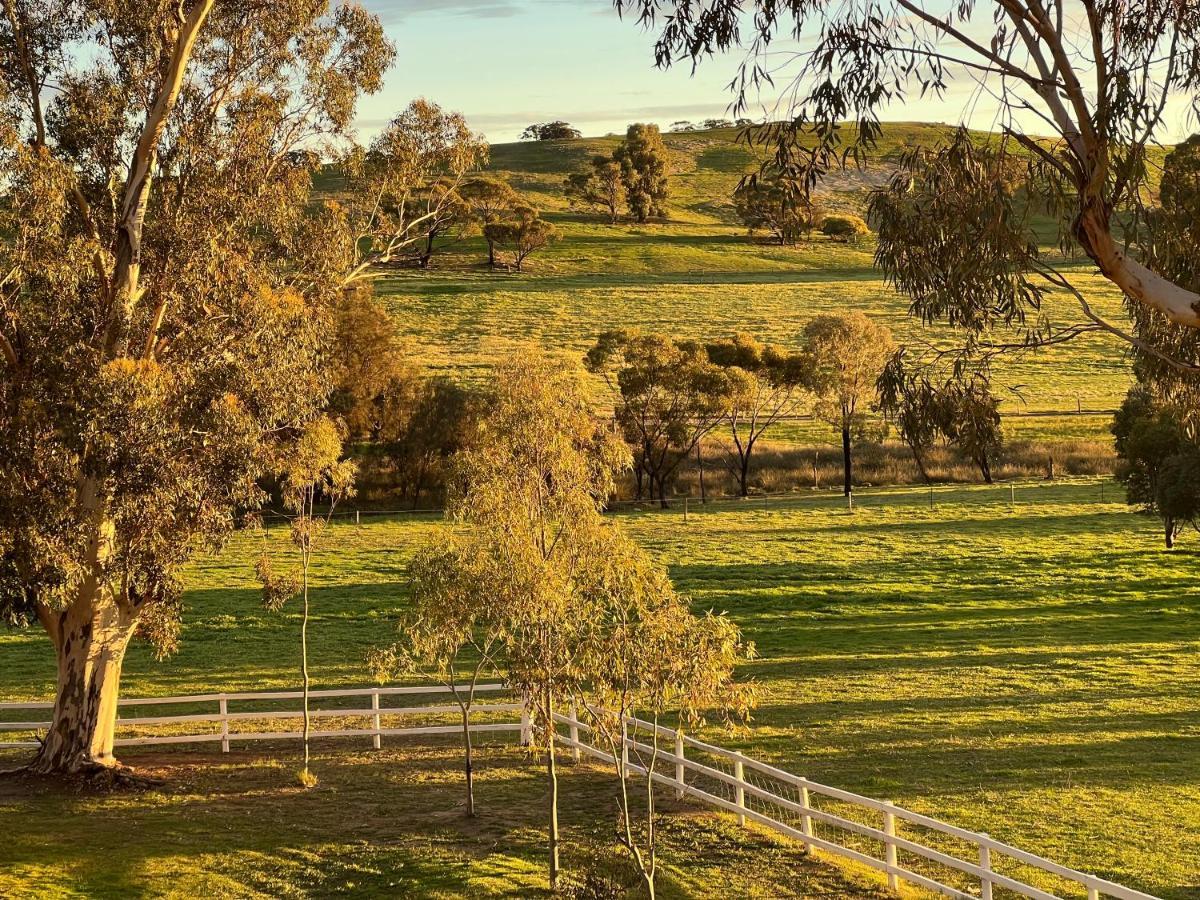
[0,685,1158,900]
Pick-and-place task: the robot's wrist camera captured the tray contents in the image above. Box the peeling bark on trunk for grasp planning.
[30,589,137,775]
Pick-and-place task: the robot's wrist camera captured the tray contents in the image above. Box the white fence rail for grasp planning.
[0,686,1159,900]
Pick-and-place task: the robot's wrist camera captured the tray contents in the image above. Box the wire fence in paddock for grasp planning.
[263,477,1120,525]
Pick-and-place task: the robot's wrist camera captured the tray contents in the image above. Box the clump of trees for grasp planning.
[564,124,670,224]
[378,353,754,893]
[706,335,809,497]
[521,121,582,141]
[733,174,825,245]
[1112,386,1200,548]
[460,177,519,267]
[878,355,1005,485]
[802,313,896,496]
[587,330,734,505]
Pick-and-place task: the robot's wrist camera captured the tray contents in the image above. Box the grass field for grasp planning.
[354,123,1138,460]
[2,479,1197,897]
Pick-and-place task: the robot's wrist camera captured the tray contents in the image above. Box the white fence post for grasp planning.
[979,834,994,900]
[883,801,899,891]
[674,729,685,799]
[799,779,813,851]
[371,689,381,751]
[568,702,580,762]
[621,718,630,775]
[1087,886,1100,900]
[520,695,531,747]
[219,697,229,753]
[734,752,746,827]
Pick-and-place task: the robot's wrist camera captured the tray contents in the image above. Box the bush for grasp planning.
[821,213,871,242]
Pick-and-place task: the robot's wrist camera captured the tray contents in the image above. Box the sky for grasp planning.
[356,0,1195,145]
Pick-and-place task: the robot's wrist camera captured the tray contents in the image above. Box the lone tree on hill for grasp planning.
[521,121,581,141]
[614,123,669,223]
[0,3,474,779]
[564,155,626,223]
[484,204,559,272]
[460,177,519,267]
[733,174,825,245]
[614,1,1200,414]
[706,334,809,497]
[802,313,895,497]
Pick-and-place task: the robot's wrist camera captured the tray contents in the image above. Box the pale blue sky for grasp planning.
[356,1,1193,145]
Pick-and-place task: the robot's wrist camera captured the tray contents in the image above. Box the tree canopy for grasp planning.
[0,0,397,776]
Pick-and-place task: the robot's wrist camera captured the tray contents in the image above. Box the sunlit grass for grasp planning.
[1,478,1196,897]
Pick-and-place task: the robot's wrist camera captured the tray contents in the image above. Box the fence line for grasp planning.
[0,684,1159,900]
[266,477,1116,522]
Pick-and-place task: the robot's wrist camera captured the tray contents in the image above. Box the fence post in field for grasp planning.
[371,689,381,751]
[1010,483,1015,508]
[883,801,899,891]
[355,509,360,527]
[1087,884,1100,900]
[929,485,934,510]
[219,697,229,753]
[734,752,746,826]
[683,495,688,523]
[568,702,580,762]
[979,834,994,900]
[847,491,853,512]
[674,729,685,799]
[799,779,813,851]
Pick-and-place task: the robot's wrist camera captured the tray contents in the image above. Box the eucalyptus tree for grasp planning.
[440,353,630,888]
[706,334,809,497]
[586,330,734,506]
[484,204,558,272]
[0,1,455,779]
[614,123,669,223]
[802,313,896,497]
[256,417,356,787]
[459,177,519,267]
[613,1,1200,373]
[564,155,626,223]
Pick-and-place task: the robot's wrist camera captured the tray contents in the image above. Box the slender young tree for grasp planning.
[257,417,356,787]
[0,1,394,778]
[574,536,756,900]
[802,313,896,496]
[564,155,626,224]
[441,352,630,888]
[369,539,503,817]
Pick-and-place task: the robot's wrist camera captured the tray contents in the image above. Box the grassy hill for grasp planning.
[360,123,1135,485]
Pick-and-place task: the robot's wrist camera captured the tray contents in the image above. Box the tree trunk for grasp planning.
[30,588,137,775]
[461,706,476,817]
[486,238,496,268]
[842,425,852,497]
[696,442,706,504]
[1165,518,1176,549]
[545,690,560,887]
[912,447,931,484]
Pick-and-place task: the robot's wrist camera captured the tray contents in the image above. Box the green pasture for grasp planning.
[2,479,1197,898]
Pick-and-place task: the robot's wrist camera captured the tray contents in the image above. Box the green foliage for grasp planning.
[521,121,582,141]
[381,376,477,508]
[483,204,558,271]
[1111,384,1200,547]
[459,176,519,265]
[614,123,670,223]
[587,330,734,504]
[734,175,825,244]
[564,155,626,223]
[705,334,809,496]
